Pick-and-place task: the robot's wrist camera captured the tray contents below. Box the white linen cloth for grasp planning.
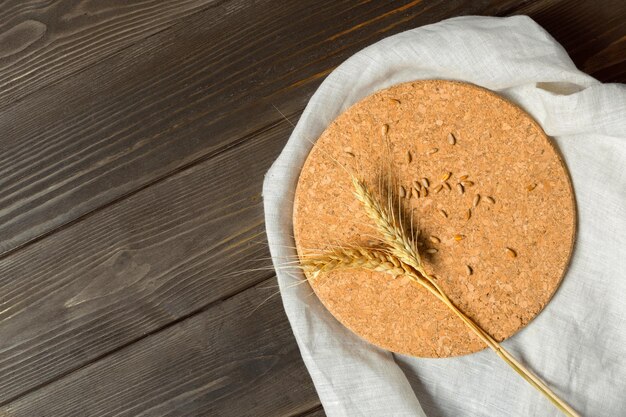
[263,15,626,417]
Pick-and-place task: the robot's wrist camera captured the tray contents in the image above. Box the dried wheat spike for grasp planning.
[300,247,414,279]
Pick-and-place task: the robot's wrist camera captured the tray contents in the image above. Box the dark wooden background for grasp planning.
[0,1,624,416]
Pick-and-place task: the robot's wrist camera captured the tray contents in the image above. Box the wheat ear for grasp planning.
[348,176,580,417]
[350,174,425,274]
[300,247,413,279]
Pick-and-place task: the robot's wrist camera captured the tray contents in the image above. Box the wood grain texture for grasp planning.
[0,118,293,404]
[0,0,625,415]
[296,406,326,417]
[0,0,221,107]
[510,0,626,82]
[0,277,320,417]
[0,0,531,258]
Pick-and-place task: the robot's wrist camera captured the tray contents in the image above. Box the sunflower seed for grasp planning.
[381,124,389,136]
[485,196,496,204]
[426,147,439,155]
[465,208,472,220]
[406,150,412,163]
[459,174,469,181]
[439,209,448,218]
[421,178,429,188]
[441,171,452,181]
[473,194,481,207]
[447,133,456,145]
[526,183,537,191]
[422,187,429,197]
[389,98,401,105]
[399,185,406,198]
[434,184,444,193]
[506,247,517,258]
[345,152,355,157]
[461,181,474,187]
[413,187,421,199]
[444,182,451,191]
[466,265,473,275]
[454,234,465,241]
[426,248,438,254]
[457,183,464,195]
[429,236,441,244]
[406,187,412,199]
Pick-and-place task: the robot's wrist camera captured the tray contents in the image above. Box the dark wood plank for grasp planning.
[296,406,326,417]
[0,0,531,257]
[509,0,626,82]
[0,0,221,107]
[0,117,293,404]
[0,278,320,417]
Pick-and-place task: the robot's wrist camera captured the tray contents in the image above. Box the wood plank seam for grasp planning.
[0,270,278,408]
[0,0,233,111]
[0,112,296,404]
[290,405,325,417]
[0,110,299,264]
[0,276,320,416]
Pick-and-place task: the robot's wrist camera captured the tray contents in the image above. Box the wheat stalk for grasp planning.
[305,174,580,417]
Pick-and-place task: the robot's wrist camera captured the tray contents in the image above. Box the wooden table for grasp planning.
[0,1,623,416]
